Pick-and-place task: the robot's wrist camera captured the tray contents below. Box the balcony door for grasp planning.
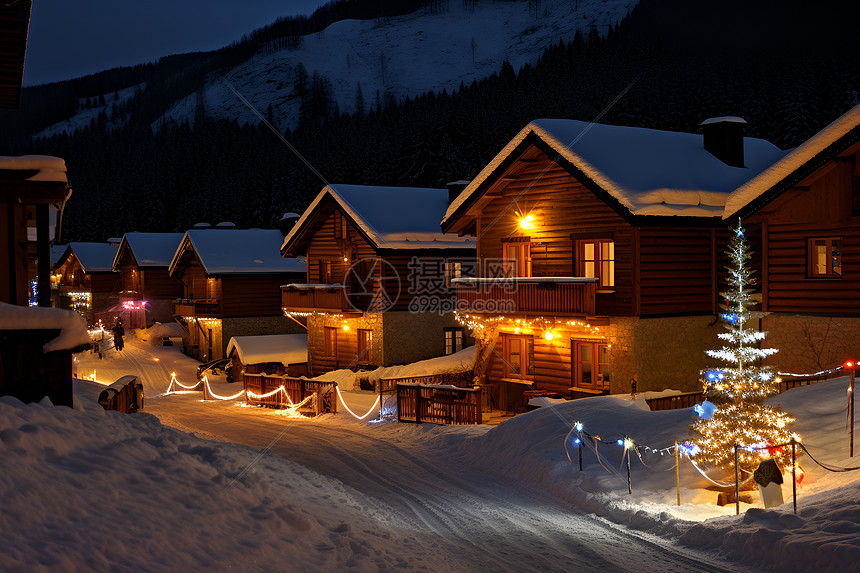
[504,242,532,278]
[572,341,609,391]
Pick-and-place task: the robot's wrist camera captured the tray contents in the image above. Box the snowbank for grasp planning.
[0,302,90,352]
[140,321,185,344]
[225,334,307,366]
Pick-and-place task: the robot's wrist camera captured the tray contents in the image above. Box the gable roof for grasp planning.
[226,334,308,366]
[169,229,306,276]
[54,243,119,274]
[113,232,184,270]
[282,184,476,255]
[723,103,860,219]
[442,119,787,228]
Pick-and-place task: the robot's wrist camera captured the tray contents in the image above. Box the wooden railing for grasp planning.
[380,371,473,389]
[243,373,337,414]
[778,368,845,392]
[455,280,596,316]
[281,285,348,313]
[98,375,144,413]
[174,298,221,318]
[396,384,483,425]
[645,392,703,411]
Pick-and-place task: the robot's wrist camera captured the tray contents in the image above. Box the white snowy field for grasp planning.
[1,330,858,571]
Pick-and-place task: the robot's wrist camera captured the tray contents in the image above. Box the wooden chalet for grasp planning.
[442,117,788,410]
[112,232,184,328]
[168,228,306,362]
[52,241,120,326]
[723,103,860,373]
[280,184,476,377]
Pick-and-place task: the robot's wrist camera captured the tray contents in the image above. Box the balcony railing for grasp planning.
[453,277,597,316]
[281,284,350,313]
[174,298,221,318]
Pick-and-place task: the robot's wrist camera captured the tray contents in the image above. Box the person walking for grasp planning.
[111,319,125,352]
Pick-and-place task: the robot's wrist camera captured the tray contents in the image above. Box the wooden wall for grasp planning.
[140,268,183,300]
[749,151,860,314]
[221,274,302,317]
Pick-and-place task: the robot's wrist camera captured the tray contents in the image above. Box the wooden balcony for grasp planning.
[454,277,597,317]
[281,284,350,314]
[174,298,221,318]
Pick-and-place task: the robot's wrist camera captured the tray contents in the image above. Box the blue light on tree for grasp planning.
[693,400,717,420]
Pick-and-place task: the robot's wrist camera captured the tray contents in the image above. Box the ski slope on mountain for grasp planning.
[155,0,636,131]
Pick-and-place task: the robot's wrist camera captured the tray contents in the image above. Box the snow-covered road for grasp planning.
[74,334,753,572]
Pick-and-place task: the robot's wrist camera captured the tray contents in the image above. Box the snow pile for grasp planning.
[140,321,185,344]
[311,347,474,388]
[0,386,449,571]
[0,155,67,182]
[444,118,788,222]
[0,302,90,352]
[452,379,860,572]
[226,334,308,366]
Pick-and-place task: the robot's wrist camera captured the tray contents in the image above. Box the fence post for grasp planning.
[625,440,632,494]
[791,438,797,514]
[415,387,421,424]
[734,444,740,515]
[579,439,583,472]
[675,440,680,506]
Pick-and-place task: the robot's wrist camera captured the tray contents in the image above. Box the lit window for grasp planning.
[444,262,462,287]
[504,335,534,379]
[808,237,842,277]
[358,329,373,362]
[573,341,610,390]
[578,240,614,288]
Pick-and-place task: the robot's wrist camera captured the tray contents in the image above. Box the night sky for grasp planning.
[23,0,332,86]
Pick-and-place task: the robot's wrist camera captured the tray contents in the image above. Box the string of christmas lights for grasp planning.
[335,386,380,421]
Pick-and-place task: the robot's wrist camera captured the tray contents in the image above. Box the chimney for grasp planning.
[446,180,471,205]
[279,212,301,236]
[701,116,746,168]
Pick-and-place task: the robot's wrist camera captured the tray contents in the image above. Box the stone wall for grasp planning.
[382,311,469,366]
[763,314,860,374]
[605,315,722,394]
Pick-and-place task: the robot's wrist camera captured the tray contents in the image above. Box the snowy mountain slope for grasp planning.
[33,84,144,139]
[155,0,636,131]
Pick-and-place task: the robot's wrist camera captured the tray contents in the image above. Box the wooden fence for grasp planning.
[98,375,144,413]
[243,373,337,415]
[396,384,483,425]
[778,368,846,392]
[646,392,703,412]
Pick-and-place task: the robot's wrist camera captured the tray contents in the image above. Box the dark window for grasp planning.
[808,237,842,277]
[318,260,333,283]
[444,328,465,355]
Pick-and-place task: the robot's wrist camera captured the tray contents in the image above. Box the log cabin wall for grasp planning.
[305,197,377,285]
[748,153,860,314]
[306,313,383,377]
[472,146,636,317]
[141,269,183,301]
[221,275,299,318]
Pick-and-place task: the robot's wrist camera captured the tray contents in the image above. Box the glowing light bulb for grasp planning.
[544,331,554,341]
[519,214,535,230]
[342,323,350,331]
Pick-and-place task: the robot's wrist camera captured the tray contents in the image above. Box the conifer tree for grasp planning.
[691,222,799,474]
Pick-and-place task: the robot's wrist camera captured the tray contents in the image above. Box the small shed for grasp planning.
[226,334,308,380]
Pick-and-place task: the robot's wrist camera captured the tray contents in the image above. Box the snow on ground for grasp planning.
[154,0,636,131]
[33,84,143,140]
[4,330,859,571]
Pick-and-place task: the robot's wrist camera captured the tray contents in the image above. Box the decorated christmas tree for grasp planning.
[691,222,799,474]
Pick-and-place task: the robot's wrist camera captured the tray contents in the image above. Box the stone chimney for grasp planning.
[446,180,471,205]
[700,116,747,168]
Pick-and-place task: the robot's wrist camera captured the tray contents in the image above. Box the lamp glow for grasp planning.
[519,214,535,230]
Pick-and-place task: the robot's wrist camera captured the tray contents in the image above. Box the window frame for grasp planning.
[807,237,842,278]
[357,328,373,363]
[503,334,534,380]
[324,326,338,357]
[503,242,532,278]
[572,340,610,391]
[576,239,615,289]
[444,327,466,355]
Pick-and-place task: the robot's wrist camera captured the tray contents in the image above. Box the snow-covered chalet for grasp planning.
[723,103,860,373]
[111,232,184,328]
[280,184,476,376]
[441,117,788,411]
[52,241,121,325]
[168,228,306,362]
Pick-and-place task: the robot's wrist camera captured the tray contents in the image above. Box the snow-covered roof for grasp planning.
[115,232,185,269]
[226,334,308,366]
[173,229,306,276]
[283,184,476,253]
[443,119,788,223]
[0,155,68,183]
[0,301,90,352]
[723,103,860,219]
[50,244,67,267]
[56,242,119,273]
